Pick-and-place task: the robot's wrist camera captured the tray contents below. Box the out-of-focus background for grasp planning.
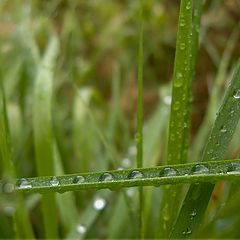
[1,0,240,238]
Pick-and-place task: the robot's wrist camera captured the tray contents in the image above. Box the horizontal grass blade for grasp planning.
[171,60,240,238]
[12,159,240,194]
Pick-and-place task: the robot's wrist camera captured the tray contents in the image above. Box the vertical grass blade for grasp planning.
[167,0,193,165]
[157,1,194,237]
[33,35,59,238]
[0,75,34,239]
[171,60,240,238]
[136,1,144,238]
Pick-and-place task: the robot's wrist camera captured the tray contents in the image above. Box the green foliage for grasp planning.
[1,0,240,239]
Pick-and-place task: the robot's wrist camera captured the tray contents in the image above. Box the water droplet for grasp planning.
[163,95,172,105]
[17,178,32,189]
[129,170,143,179]
[122,158,131,168]
[180,43,186,50]
[182,228,192,235]
[76,224,86,235]
[176,72,183,79]
[73,176,85,184]
[3,182,15,193]
[227,162,240,174]
[190,209,197,219]
[174,101,180,111]
[50,176,59,186]
[175,72,183,87]
[93,197,106,210]
[4,206,15,216]
[99,173,114,181]
[186,1,191,10]
[180,19,185,27]
[220,125,227,133]
[126,188,135,197]
[233,89,240,99]
[128,145,137,156]
[160,168,178,177]
[192,164,209,174]
[135,133,141,142]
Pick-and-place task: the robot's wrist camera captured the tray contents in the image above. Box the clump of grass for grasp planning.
[1,0,240,239]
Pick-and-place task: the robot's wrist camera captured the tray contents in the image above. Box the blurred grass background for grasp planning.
[1,0,240,238]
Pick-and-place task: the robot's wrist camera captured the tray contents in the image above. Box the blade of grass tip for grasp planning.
[0,75,34,239]
[33,35,59,239]
[136,1,144,238]
[157,0,194,238]
[171,60,240,238]
[192,26,239,162]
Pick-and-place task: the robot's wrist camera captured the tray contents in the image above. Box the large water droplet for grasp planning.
[129,170,143,179]
[73,176,85,184]
[233,89,240,99]
[192,164,209,174]
[160,168,178,177]
[17,178,32,189]
[227,162,240,174]
[99,173,114,181]
[50,176,59,186]
[93,197,106,210]
[76,224,86,235]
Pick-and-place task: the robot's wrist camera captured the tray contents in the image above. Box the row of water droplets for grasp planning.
[11,162,240,191]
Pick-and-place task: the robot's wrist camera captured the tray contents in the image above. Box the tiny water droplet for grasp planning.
[99,173,114,181]
[190,209,197,219]
[180,43,186,50]
[233,89,240,99]
[129,170,143,179]
[182,228,192,235]
[180,19,185,27]
[3,182,14,193]
[186,1,191,10]
[17,178,32,189]
[76,224,86,235]
[3,206,15,216]
[93,197,106,210]
[73,176,85,184]
[220,125,227,133]
[122,158,131,168]
[192,164,209,174]
[128,145,137,156]
[160,168,178,177]
[50,176,59,186]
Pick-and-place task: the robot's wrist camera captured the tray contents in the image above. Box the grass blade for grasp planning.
[1,74,34,239]
[33,35,59,238]
[14,159,240,194]
[158,0,194,237]
[171,60,240,238]
[136,1,144,238]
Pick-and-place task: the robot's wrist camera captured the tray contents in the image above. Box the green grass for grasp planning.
[1,0,240,239]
